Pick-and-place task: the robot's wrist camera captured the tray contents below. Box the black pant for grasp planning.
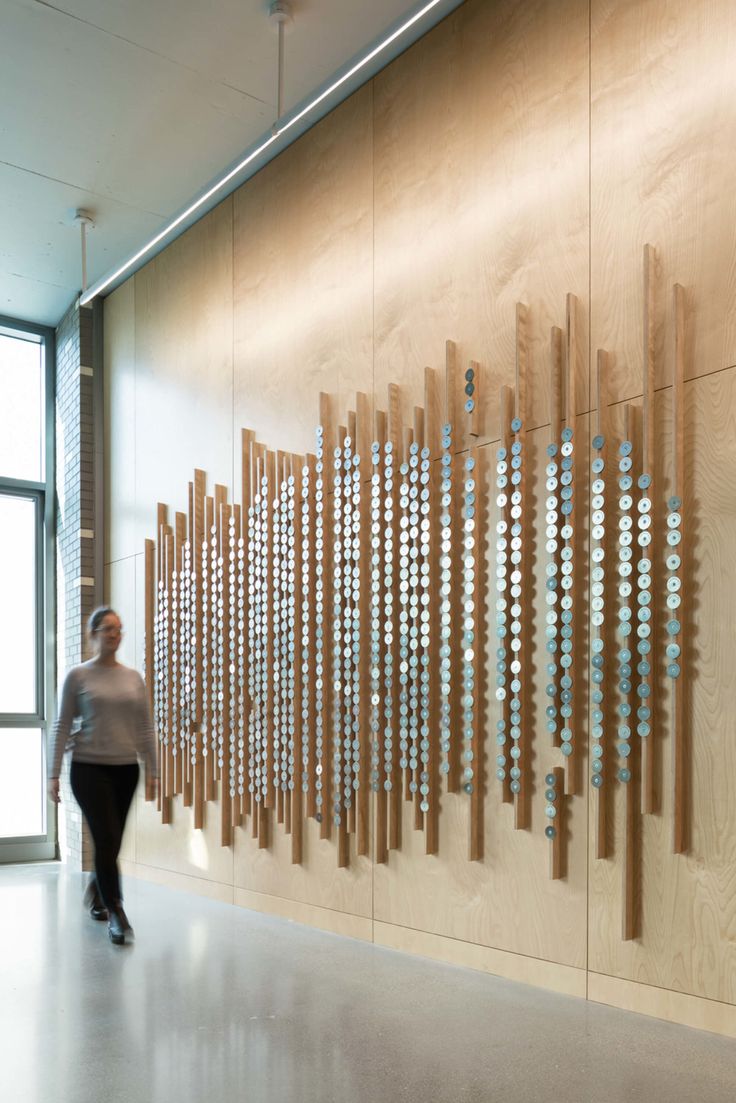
[70,761,139,911]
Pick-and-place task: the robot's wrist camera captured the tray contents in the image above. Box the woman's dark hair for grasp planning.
[88,606,118,635]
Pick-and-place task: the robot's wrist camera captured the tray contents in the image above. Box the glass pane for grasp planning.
[0,494,37,712]
[0,728,44,838]
[0,331,44,482]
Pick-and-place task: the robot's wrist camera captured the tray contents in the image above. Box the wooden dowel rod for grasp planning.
[592,351,608,860]
[672,283,687,854]
[641,244,656,815]
[498,385,514,805]
[549,766,565,879]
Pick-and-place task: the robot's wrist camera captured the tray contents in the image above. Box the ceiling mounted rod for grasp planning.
[269,1,291,124]
[73,209,94,293]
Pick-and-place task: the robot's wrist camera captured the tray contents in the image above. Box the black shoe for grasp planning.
[83,878,108,921]
[108,905,133,945]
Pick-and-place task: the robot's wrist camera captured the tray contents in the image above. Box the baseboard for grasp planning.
[374,921,587,999]
[120,858,235,904]
[588,972,736,1040]
[234,886,373,942]
[120,859,736,1038]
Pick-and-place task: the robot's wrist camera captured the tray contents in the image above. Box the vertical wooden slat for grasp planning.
[356,391,371,466]
[623,403,641,941]
[424,365,440,459]
[467,359,480,438]
[219,499,232,847]
[143,539,156,798]
[300,452,317,822]
[174,511,187,802]
[468,443,483,861]
[240,436,254,823]
[550,327,563,447]
[192,470,206,828]
[549,327,564,751]
[274,452,286,830]
[549,766,566,879]
[672,283,687,854]
[593,351,609,860]
[291,452,304,864]
[565,294,579,429]
[318,394,334,841]
[356,395,372,857]
[563,303,579,798]
[386,383,402,851]
[231,502,243,829]
[498,385,514,805]
[373,408,389,865]
[423,375,439,856]
[262,454,276,818]
[445,340,456,431]
[204,494,217,802]
[164,527,175,801]
[514,302,529,830]
[641,244,656,815]
[144,538,155,713]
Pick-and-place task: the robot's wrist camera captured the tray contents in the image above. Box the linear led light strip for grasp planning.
[80,0,450,304]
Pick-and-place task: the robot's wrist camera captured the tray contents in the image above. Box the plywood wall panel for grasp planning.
[373,0,590,441]
[134,200,234,545]
[100,0,736,1025]
[591,0,736,406]
[103,280,136,564]
[373,433,589,968]
[588,370,736,1003]
[233,819,373,919]
[233,88,373,460]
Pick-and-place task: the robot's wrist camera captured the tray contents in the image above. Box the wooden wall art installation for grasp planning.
[143,244,690,941]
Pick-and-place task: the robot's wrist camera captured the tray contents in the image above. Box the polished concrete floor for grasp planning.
[1,864,736,1103]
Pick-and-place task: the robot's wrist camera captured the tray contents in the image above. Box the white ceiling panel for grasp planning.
[0,0,461,325]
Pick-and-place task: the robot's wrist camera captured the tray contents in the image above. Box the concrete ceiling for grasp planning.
[0,0,456,327]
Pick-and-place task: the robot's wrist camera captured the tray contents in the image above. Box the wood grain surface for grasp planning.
[102,0,736,1023]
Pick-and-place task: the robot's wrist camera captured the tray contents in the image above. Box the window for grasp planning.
[0,318,55,859]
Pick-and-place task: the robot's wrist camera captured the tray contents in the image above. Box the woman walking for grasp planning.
[48,607,158,944]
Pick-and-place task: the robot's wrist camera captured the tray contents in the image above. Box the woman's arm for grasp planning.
[135,674,159,796]
[47,668,80,799]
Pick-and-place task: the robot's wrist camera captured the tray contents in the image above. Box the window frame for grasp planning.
[0,314,56,860]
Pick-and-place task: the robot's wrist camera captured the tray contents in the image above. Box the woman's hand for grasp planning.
[48,778,61,804]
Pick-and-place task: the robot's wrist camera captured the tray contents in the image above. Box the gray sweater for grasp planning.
[49,660,158,779]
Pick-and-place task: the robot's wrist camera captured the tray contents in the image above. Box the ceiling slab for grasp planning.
[0,0,460,325]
